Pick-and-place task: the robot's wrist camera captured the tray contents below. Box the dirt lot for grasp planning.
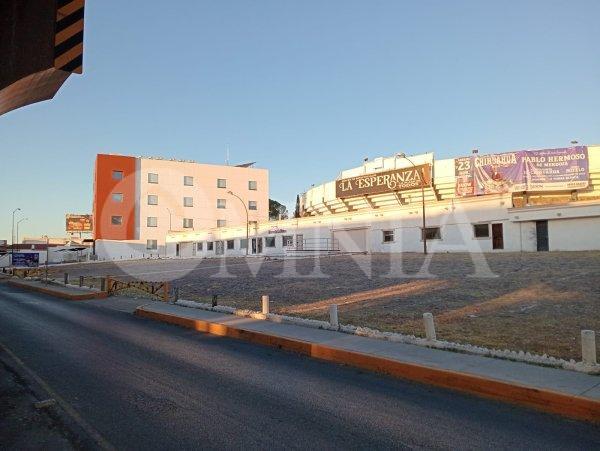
[44,251,600,360]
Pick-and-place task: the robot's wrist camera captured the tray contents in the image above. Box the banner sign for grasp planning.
[66,214,93,232]
[336,164,432,198]
[455,146,589,197]
[12,252,39,267]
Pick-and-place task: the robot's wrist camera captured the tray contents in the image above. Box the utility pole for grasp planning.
[398,154,428,255]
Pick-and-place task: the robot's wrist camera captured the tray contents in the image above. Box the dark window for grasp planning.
[197,242,203,251]
[383,230,394,243]
[183,218,193,228]
[248,180,257,190]
[111,216,122,225]
[184,176,194,186]
[248,201,257,210]
[217,178,227,188]
[184,197,193,207]
[282,235,294,247]
[423,227,441,240]
[147,217,158,227]
[207,242,214,251]
[265,236,276,247]
[148,195,158,205]
[227,240,235,250]
[240,239,248,249]
[217,199,226,209]
[148,173,158,183]
[473,224,490,238]
[146,239,157,250]
[112,170,123,180]
[217,219,226,228]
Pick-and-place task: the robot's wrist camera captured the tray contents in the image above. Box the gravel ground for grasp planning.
[42,251,600,360]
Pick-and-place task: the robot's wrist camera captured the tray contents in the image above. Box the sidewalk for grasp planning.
[7,279,108,301]
[136,302,600,423]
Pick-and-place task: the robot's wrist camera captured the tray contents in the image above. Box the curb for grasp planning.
[135,306,600,423]
[7,280,108,301]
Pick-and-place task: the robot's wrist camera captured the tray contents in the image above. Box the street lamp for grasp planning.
[16,218,28,253]
[398,153,428,255]
[11,208,21,266]
[42,234,49,283]
[227,190,249,256]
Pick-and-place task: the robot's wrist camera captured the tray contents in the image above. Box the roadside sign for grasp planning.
[12,253,39,267]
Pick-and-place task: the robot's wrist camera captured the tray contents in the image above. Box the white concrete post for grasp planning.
[262,295,270,315]
[581,330,597,365]
[423,312,436,341]
[329,304,339,329]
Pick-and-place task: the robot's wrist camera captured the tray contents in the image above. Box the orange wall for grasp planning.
[93,154,136,240]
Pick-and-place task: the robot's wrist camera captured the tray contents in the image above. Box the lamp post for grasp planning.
[227,190,249,256]
[11,208,21,266]
[16,218,28,254]
[398,154,428,255]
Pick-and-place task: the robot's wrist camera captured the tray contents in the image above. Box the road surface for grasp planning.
[0,282,598,450]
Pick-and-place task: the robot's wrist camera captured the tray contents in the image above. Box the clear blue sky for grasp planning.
[1,0,599,239]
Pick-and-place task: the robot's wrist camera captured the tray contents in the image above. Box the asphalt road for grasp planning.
[0,284,599,450]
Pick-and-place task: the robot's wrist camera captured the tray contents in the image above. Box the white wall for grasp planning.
[548,217,600,251]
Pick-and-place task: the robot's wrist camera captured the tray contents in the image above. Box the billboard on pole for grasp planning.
[66,214,93,232]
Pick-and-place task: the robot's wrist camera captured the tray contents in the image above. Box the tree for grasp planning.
[294,194,301,218]
[269,199,288,220]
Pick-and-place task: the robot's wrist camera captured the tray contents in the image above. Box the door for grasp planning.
[296,234,304,250]
[215,241,224,255]
[251,238,263,254]
[536,220,549,251]
[332,228,368,253]
[175,243,180,257]
[492,223,504,250]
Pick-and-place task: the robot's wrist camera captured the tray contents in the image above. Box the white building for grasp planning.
[165,144,600,257]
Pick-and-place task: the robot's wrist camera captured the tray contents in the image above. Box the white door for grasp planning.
[333,229,368,253]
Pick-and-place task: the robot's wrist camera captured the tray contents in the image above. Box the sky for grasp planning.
[1,0,599,240]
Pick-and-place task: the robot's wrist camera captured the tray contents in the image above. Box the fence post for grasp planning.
[79,275,84,287]
[423,312,436,341]
[581,330,597,365]
[212,295,218,307]
[100,277,107,292]
[329,304,339,329]
[63,272,69,285]
[262,295,270,315]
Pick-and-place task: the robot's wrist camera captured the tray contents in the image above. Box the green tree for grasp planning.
[269,199,288,220]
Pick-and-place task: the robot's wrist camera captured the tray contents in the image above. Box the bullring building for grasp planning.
[93,145,600,260]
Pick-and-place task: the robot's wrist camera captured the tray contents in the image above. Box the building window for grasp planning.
[240,238,248,249]
[265,236,276,247]
[112,170,123,180]
[147,239,157,250]
[112,193,123,202]
[197,242,203,251]
[249,220,258,229]
[184,197,194,207]
[473,224,490,238]
[207,241,214,251]
[217,219,226,228]
[383,230,394,243]
[248,200,257,210]
[111,216,122,225]
[249,180,257,190]
[148,195,158,205]
[423,227,441,240]
[283,235,294,247]
[227,240,235,250]
[148,173,158,184]
[217,199,226,209]
[217,178,227,188]
[184,176,194,186]
[147,217,158,227]
[183,218,194,229]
